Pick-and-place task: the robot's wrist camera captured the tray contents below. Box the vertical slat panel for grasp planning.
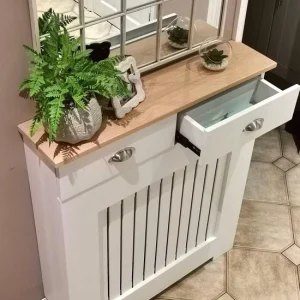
[166,168,185,265]
[186,162,206,251]
[155,175,173,272]
[176,161,197,258]
[99,210,109,300]
[108,202,121,299]
[206,155,228,240]
[144,181,160,279]
[196,161,217,245]
[133,188,147,286]
[121,195,135,293]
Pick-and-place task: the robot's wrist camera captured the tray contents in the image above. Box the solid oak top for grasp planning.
[18,42,276,168]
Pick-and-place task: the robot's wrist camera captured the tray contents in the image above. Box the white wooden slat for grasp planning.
[206,155,228,240]
[155,174,173,272]
[196,161,217,246]
[108,202,121,300]
[166,168,185,265]
[121,194,135,294]
[133,188,148,286]
[176,161,197,258]
[186,162,206,251]
[99,210,109,300]
[144,181,160,279]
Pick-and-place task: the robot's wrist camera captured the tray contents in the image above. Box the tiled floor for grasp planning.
[155,127,300,300]
[36,0,120,44]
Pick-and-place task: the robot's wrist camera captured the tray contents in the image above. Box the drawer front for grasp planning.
[57,115,176,201]
[178,78,300,162]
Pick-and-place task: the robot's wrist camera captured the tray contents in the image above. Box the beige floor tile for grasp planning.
[281,130,300,164]
[252,129,282,162]
[217,294,234,300]
[228,249,299,300]
[37,0,76,13]
[156,255,226,300]
[273,157,295,172]
[283,244,300,265]
[234,201,293,252]
[292,207,300,247]
[244,162,287,204]
[286,166,300,206]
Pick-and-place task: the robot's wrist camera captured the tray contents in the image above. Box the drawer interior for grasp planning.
[187,77,280,128]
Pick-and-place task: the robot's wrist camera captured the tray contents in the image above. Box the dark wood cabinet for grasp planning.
[244,0,300,84]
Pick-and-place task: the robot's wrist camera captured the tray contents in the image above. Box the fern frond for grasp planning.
[30,112,43,137]
[60,14,77,27]
[48,98,64,141]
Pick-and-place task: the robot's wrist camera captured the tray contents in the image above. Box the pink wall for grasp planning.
[0,1,44,300]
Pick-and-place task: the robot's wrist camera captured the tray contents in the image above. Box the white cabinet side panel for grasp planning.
[24,144,69,300]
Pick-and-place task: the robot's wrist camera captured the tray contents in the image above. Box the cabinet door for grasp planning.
[267,0,300,84]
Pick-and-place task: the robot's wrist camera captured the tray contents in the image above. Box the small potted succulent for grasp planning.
[166,16,190,49]
[200,39,232,71]
[20,11,128,144]
[201,48,229,71]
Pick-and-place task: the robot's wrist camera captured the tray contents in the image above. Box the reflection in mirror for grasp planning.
[107,6,158,67]
[85,18,121,57]
[83,19,120,46]
[36,0,80,30]
[33,0,224,72]
[192,0,222,46]
[84,0,121,25]
[124,6,158,67]
[161,0,192,58]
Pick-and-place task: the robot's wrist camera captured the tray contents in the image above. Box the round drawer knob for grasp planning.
[244,118,264,132]
[109,147,136,163]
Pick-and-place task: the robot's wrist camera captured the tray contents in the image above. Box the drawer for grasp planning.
[57,115,176,201]
[178,77,300,162]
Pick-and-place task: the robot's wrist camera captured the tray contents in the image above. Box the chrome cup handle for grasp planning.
[108,147,136,163]
[243,118,264,132]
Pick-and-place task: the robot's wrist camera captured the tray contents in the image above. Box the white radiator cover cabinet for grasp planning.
[23,77,300,300]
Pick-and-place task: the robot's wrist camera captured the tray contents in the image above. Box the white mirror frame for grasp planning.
[28,0,248,73]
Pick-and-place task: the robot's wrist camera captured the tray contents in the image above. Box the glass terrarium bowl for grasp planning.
[199,37,232,71]
[165,16,196,49]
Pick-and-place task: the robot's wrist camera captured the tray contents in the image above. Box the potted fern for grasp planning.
[20,13,128,144]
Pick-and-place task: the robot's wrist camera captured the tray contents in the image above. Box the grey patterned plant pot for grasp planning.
[54,98,102,144]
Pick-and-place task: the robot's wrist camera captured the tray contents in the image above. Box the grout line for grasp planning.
[226,251,229,293]
[290,207,298,247]
[242,198,289,206]
[282,253,297,265]
[280,241,296,253]
[278,127,284,158]
[233,244,293,254]
[283,166,291,205]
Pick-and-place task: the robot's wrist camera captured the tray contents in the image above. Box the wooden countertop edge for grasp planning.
[18,43,277,168]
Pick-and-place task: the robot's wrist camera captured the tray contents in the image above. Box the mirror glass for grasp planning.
[33,0,224,69]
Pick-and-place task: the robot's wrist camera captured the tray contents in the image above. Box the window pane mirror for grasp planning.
[31,0,224,72]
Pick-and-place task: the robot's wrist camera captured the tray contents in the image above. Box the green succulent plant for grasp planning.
[20,12,129,142]
[167,26,189,45]
[201,48,228,65]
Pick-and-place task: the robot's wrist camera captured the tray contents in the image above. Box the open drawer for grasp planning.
[177,77,300,161]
